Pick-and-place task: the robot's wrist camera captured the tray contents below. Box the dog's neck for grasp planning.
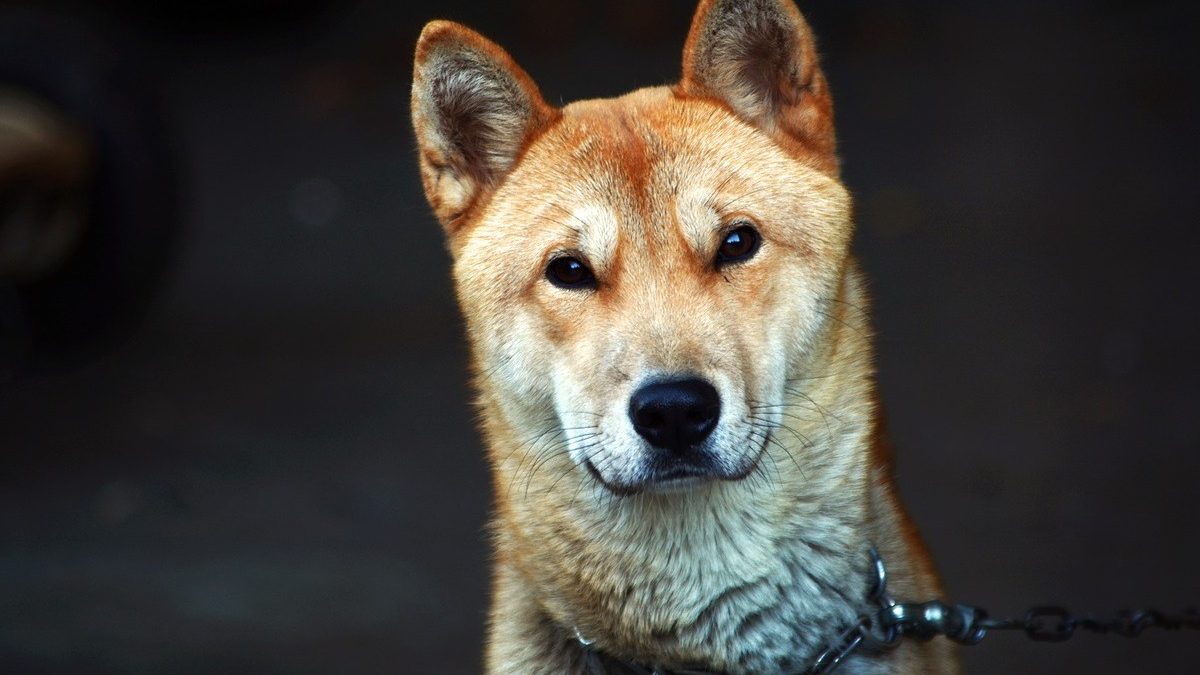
[550,524,885,675]
[490,422,883,675]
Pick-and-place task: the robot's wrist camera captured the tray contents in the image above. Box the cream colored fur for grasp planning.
[411,1,960,673]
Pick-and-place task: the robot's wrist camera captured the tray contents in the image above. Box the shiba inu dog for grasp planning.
[411,0,959,673]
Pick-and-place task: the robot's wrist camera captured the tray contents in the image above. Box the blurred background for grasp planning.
[0,0,1197,673]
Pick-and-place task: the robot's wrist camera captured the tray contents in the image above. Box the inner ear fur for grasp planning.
[679,0,837,170]
[411,21,556,231]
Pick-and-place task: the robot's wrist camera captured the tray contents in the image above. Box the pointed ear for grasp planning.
[679,0,837,168]
[411,21,556,231]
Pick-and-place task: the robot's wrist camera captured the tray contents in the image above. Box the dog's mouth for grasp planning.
[584,459,711,496]
[584,434,768,497]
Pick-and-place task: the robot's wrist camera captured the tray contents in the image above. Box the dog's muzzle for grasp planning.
[585,376,726,493]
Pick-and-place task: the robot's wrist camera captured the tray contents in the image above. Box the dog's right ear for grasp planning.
[411,21,556,232]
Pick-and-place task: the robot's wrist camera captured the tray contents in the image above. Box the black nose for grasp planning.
[628,378,721,452]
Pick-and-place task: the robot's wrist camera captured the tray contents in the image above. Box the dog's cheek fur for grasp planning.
[452,248,556,450]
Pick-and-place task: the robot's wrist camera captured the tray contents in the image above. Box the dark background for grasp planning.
[1,0,1198,673]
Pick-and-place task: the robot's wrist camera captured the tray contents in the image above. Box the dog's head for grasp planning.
[412,0,855,497]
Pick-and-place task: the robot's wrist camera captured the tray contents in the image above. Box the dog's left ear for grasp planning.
[679,0,837,170]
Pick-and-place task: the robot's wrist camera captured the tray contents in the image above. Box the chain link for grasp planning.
[985,605,1200,642]
[808,550,1200,675]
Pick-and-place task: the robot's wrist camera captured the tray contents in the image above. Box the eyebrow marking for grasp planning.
[546,202,587,237]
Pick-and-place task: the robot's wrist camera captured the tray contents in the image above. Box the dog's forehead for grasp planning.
[500,89,784,238]
[544,88,763,182]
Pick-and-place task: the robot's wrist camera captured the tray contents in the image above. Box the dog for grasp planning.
[411,0,959,673]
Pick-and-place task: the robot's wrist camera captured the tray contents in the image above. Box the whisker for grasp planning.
[522,431,602,497]
[546,436,606,495]
[813,302,869,341]
[745,417,810,483]
[748,404,827,426]
[746,413,813,449]
[712,185,773,214]
[546,202,589,237]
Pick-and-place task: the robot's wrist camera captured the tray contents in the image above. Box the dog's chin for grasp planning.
[584,449,763,497]
[641,471,713,496]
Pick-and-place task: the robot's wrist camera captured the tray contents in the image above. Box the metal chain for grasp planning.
[808,550,1200,675]
[881,601,1200,644]
[808,550,903,674]
[980,605,1200,642]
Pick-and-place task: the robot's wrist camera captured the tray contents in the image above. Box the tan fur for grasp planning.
[412,1,960,673]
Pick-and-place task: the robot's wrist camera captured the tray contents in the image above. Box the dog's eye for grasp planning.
[716,224,760,266]
[546,256,596,289]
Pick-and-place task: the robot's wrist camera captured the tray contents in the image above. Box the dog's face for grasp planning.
[454,93,851,495]
[413,0,852,497]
